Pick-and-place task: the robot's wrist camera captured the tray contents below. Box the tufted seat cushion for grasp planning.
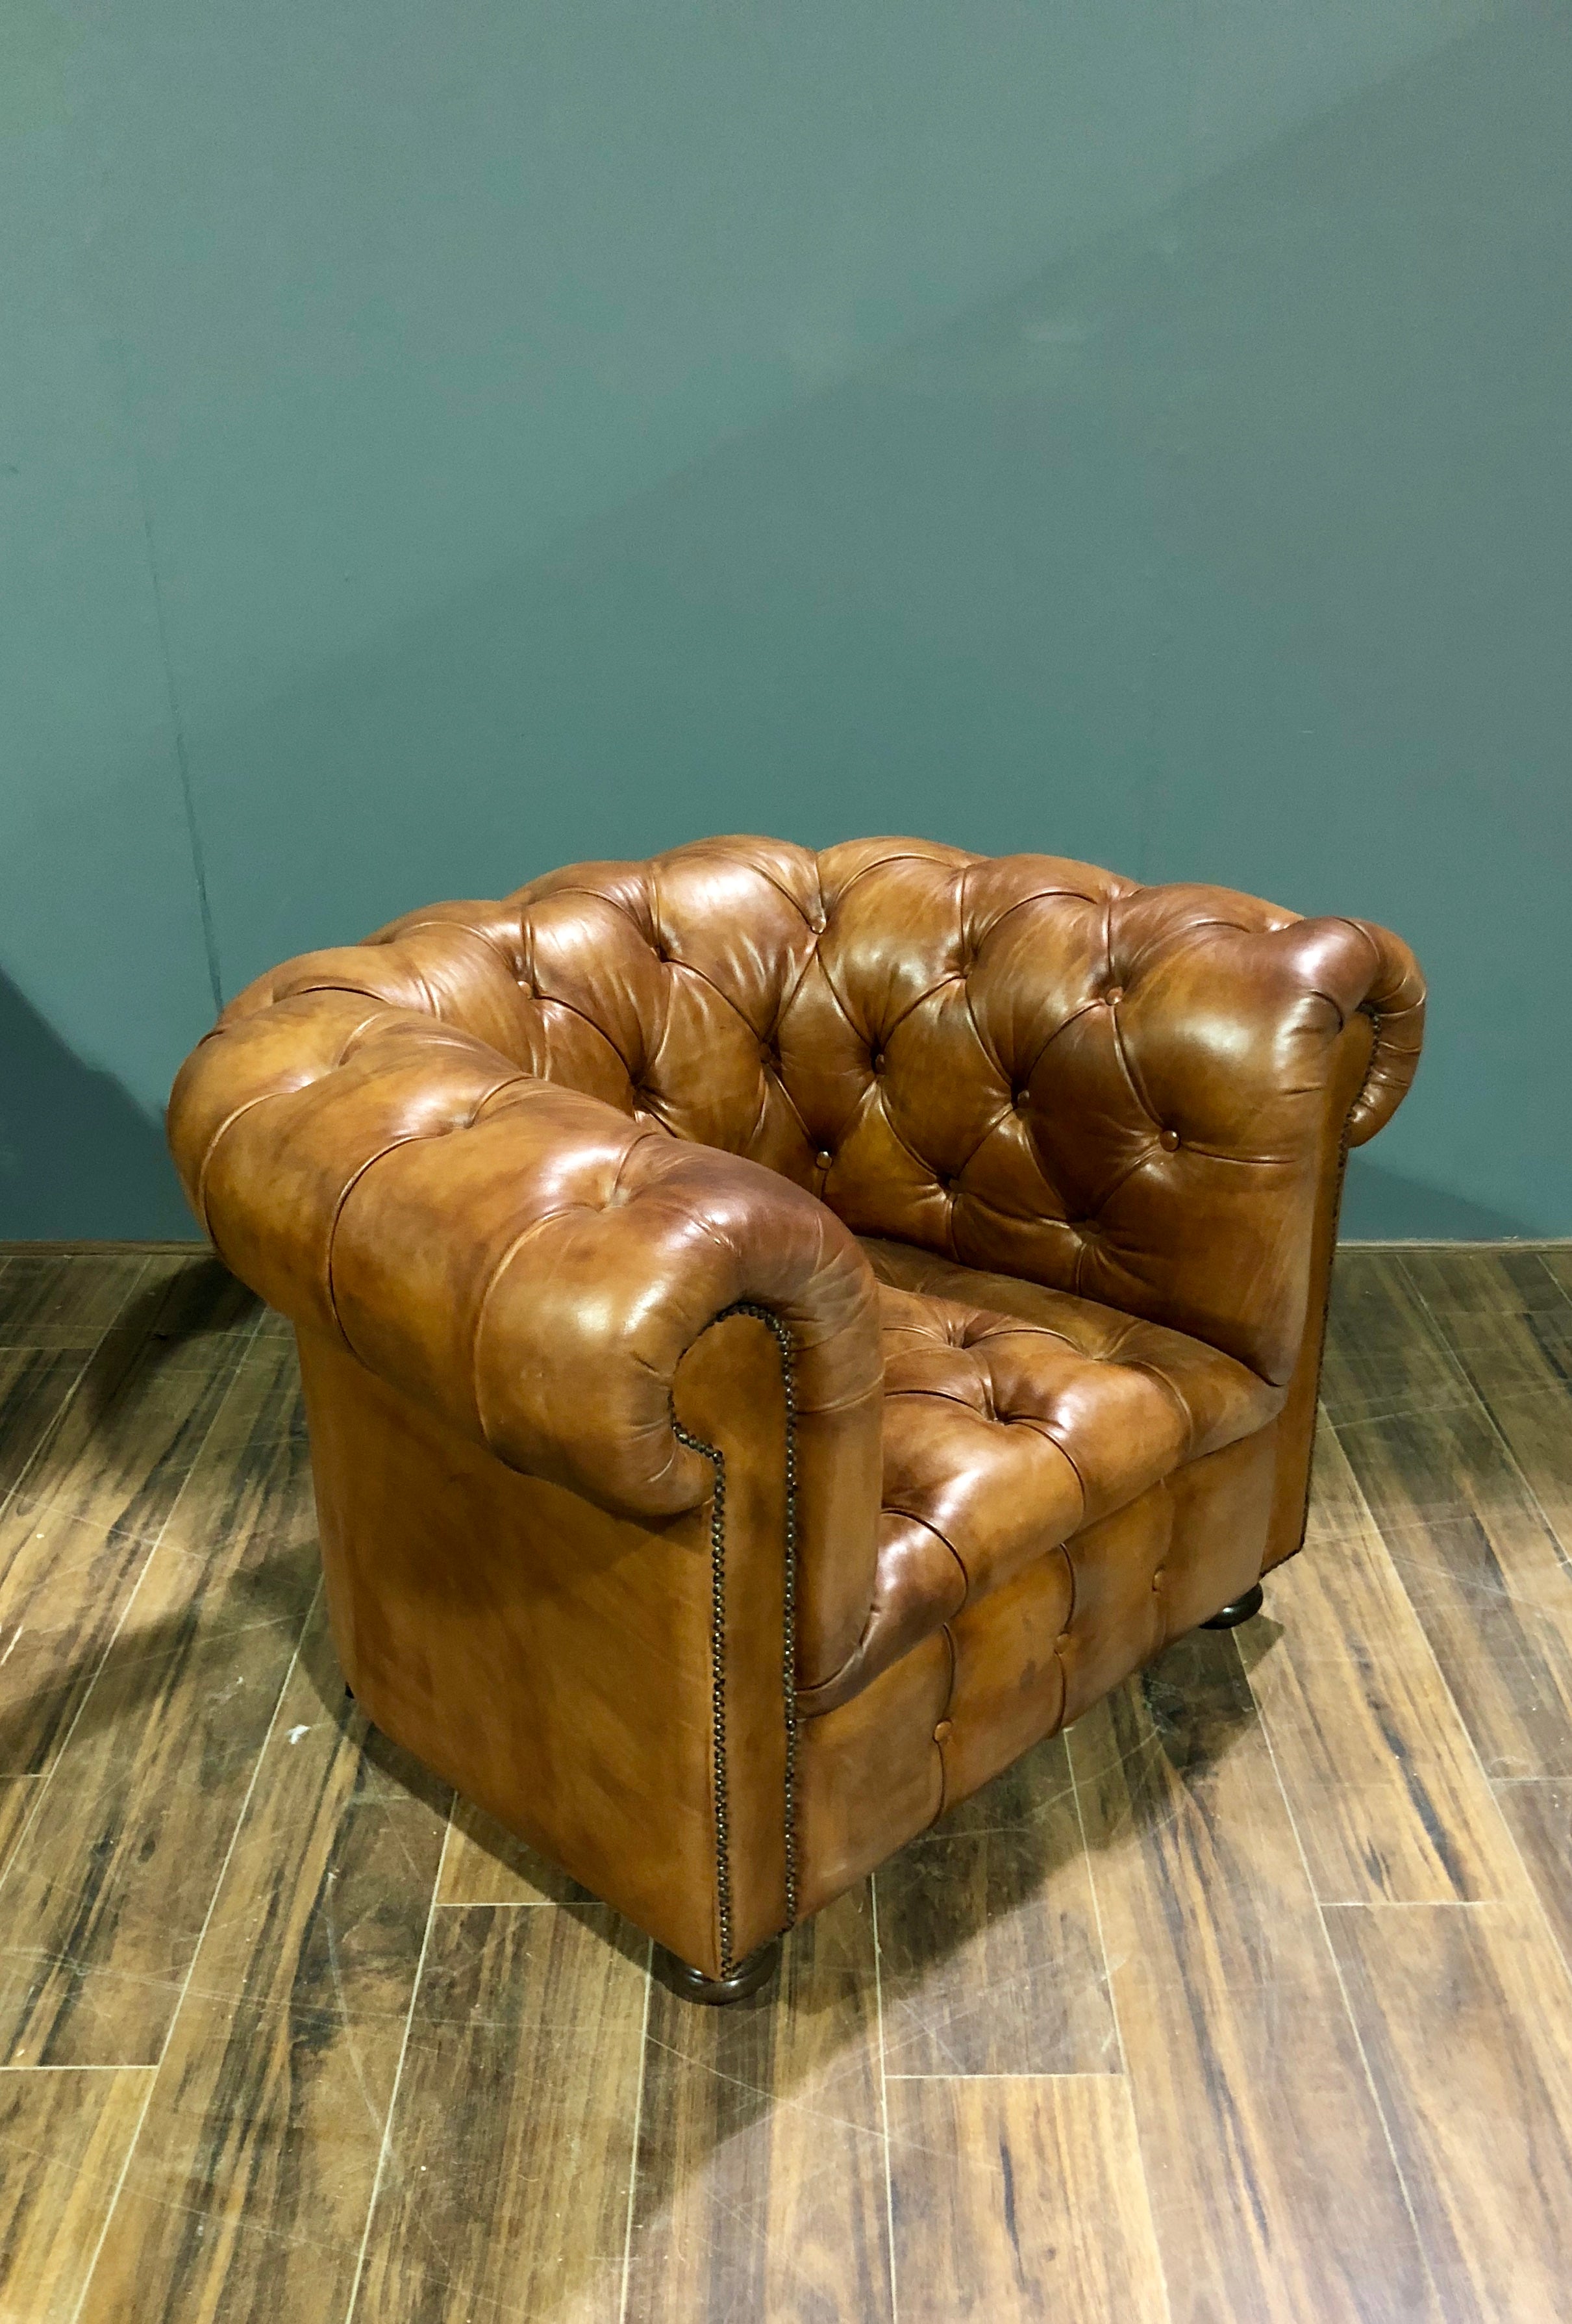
[797,1237,1284,1710]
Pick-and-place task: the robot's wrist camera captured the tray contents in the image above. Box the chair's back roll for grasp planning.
[249,835,1414,1386]
[206,836,1425,1387]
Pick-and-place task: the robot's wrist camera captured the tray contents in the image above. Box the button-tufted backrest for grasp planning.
[222,834,1423,1385]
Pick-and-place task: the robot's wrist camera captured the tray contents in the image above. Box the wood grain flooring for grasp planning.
[885,2075,1169,2323]
[0,1239,1570,2321]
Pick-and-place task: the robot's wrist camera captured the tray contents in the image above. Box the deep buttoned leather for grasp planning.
[168,836,1424,1975]
[795,1241,1284,1716]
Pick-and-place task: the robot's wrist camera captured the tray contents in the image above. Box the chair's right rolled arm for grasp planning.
[1332,915,1427,1146]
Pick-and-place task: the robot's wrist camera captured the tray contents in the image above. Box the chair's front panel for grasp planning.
[793,1419,1277,1915]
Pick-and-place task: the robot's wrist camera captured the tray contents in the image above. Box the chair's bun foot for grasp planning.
[1202,1581,1266,1630]
[662,1938,781,2005]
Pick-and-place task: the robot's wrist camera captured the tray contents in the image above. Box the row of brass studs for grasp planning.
[669,1409,734,1971]
[724,1302,801,1932]
[671,1302,800,1977]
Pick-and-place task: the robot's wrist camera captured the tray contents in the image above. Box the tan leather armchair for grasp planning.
[168,838,1424,1999]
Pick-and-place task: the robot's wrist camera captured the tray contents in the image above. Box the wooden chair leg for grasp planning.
[1202,1582,1266,1630]
[661,1939,781,2005]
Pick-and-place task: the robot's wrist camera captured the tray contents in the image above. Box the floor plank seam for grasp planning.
[60,2071,160,2324]
[1244,1628,1449,2318]
[1317,1898,1498,1910]
[64,1578,327,2318]
[1397,1253,1572,1576]
[616,1936,654,2324]
[0,1532,162,1913]
[428,1897,557,1910]
[1062,1704,1173,2324]
[0,1297,269,1556]
[0,1347,95,1526]
[1531,1250,1572,1306]
[340,1797,454,2323]
[1064,1733,1130,2081]
[1325,1404,1572,1994]
[0,1311,281,1920]
[869,1875,900,2324]
[2,1489,231,1571]
[0,1259,142,1532]
[882,2070,1137,2080]
[0,2063,153,2075]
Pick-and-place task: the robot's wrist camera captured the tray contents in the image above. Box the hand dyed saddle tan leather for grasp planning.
[168,837,1424,1992]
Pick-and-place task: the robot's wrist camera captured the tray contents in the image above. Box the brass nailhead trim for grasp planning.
[672,1300,801,1977]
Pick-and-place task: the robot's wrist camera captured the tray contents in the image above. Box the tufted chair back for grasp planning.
[222,835,1423,1388]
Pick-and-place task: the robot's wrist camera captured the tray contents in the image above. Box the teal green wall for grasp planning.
[3,1,1566,1237]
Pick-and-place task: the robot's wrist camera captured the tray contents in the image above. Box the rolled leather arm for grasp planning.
[1330,916,1427,1146]
[1002,897,1427,1385]
[167,991,884,1537]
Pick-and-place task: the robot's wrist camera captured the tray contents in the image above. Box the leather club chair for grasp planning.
[168,838,1425,2001]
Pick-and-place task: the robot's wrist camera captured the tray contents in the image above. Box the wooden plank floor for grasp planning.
[2,1242,1572,2321]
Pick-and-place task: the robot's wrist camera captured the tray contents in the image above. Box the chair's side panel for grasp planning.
[1262,1013,1375,1572]
[295,1313,793,1978]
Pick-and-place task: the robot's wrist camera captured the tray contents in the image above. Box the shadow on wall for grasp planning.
[185,6,1571,1239]
[0,972,194,1237]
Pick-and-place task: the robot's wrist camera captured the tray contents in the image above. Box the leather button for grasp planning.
[1105,985,1123,1004]
[816,1148,832,1169]
[933,1719,953,1745]
[1160,1128,1180,1151]
[1013,1089,1029,1111]
[1152,1569,1165,1590]
[871,1052,885,1074]
[1054,1632,1071,1653]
